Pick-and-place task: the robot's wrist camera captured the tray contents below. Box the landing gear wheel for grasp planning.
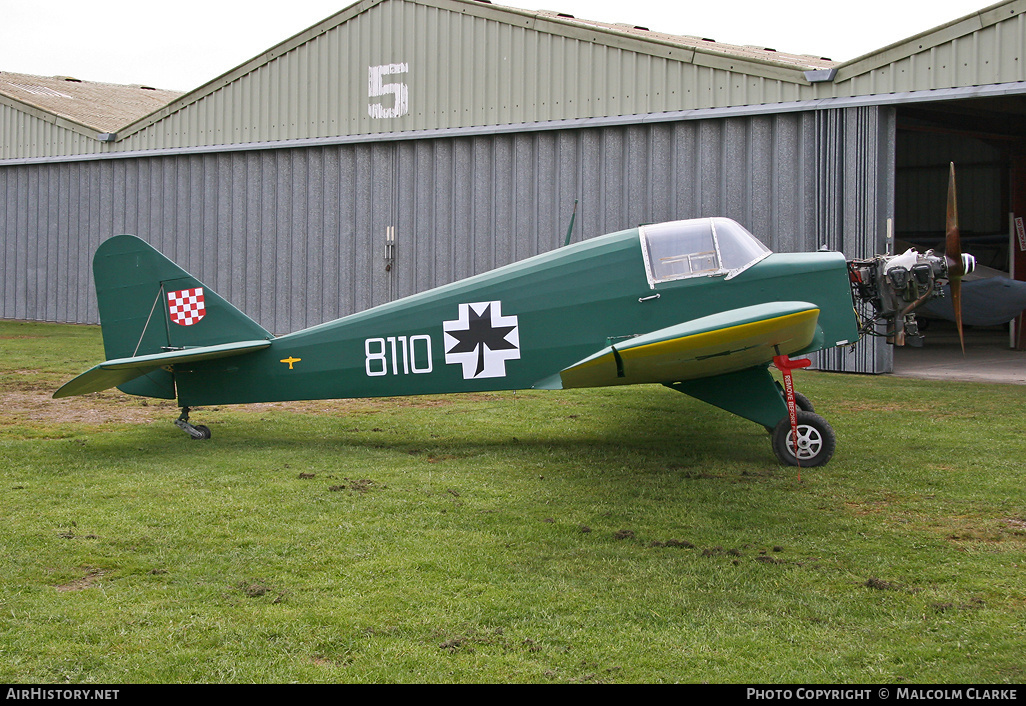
[772,410,835,467]
[773,382,814,412]
[764,393,816,434]
[793,392,815,413]
[174,407,212,440]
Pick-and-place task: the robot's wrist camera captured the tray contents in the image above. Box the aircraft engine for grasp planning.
[848,248,975,346]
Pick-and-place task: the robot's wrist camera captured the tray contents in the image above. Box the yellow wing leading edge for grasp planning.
[556,302,821,389]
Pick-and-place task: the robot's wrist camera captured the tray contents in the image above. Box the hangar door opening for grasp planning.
[894,95,1026,364]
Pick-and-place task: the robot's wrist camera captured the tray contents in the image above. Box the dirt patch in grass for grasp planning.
[240,582,271,597]
[328,478,379,494]
[214,393,504,415]
[841,496,1026,548]
[1004,518,1026,533]
[5,390,170,425]
[918,514,1026,546]
[944,520,1026,545]
[56,568,108,592]
[931,598,985,613]
[237,581,287,603]
[842,402,938,413]
[863,577,922,593]
[437,626,512,654]
[864,577,898,591]
[3,375,507,428]
[843,494,906,516]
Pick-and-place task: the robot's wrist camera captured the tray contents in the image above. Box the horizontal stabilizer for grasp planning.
[555,302,820,389]
[53,340,272,398]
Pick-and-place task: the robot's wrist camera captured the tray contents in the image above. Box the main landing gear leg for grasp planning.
[771,355,835,468]
[174,406,211,440]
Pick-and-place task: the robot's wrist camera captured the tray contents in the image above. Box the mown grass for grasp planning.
[1,320,1024,683]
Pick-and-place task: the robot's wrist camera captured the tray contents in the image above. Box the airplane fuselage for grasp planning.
[172,227,857,406]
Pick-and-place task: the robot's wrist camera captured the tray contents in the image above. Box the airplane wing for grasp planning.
[53,340,272,398]
[538,301,821,390]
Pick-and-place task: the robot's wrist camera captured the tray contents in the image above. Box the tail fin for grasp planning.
[93,235,272,398]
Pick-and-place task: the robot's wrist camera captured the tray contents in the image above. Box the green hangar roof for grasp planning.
[2,0,1025,162]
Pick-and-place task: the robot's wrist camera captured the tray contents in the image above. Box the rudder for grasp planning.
[93,235,272,398]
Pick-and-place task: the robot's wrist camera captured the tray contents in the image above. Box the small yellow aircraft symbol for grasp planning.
[280,356,301,369]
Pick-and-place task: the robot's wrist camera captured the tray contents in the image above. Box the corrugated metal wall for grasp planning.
[110,0,811,155]
[0,101,100,161]
[2,1,1023,162]
[1,106,894,369]
[813,106,897,373]
[829,3,1026,97]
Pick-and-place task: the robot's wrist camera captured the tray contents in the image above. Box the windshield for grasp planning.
[639,218,771,287]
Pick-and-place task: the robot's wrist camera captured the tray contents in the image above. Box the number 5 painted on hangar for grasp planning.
[368,63,409,119]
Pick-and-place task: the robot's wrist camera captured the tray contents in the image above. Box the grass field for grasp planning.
[1,319,1024,683]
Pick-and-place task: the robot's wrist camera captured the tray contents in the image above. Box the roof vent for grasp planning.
[804,68,838,83]
[701,37,716,42]
[139,85,157,91]
[56,76,82,83]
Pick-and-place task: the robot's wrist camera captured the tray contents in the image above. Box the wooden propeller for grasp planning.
[945,162,967,354]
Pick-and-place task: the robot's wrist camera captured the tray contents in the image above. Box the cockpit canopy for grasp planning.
[639,217,771,288]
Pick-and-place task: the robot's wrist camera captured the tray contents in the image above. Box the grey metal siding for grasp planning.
[49,0,816,157]
[813,106,897,373]
[3,1,1024,163]
[2,108,893,372]
[829,3,1026,96]
[0,100,102,161]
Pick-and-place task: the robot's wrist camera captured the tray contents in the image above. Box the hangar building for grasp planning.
[2,0,1026,373]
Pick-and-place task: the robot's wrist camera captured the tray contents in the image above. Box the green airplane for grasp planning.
[55,170,973,467]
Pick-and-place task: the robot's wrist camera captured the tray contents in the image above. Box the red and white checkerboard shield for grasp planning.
[167,287,206,326]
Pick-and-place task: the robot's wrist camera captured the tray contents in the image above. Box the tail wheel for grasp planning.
[772,411,835,467]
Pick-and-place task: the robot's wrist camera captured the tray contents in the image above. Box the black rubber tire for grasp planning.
[774,382,814,413]
[766,393,814,433]
[793,391,815,413]
[192,424,211,440]
[771,411,835,467]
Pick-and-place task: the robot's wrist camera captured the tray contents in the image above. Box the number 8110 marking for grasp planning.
[365,336,433,376]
